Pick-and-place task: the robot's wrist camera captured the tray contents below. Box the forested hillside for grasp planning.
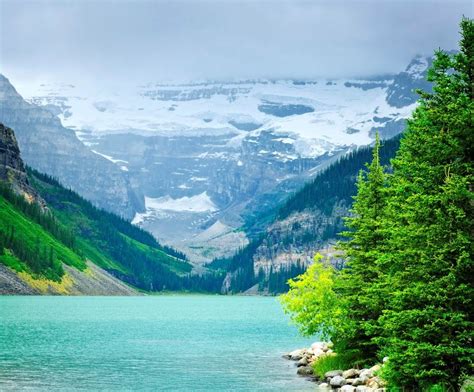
[212,135,402,293]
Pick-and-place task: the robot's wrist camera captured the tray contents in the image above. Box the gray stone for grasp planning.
[340,386,356,392]
[296,366,313,376]
[324,370,343,378]
[289,349,305,360]
[359,368,374,379]
[297,357,308,367]
[330,375,347,387]
[355,387,371,392]
[352,377,368,386]
[342,369,359,379]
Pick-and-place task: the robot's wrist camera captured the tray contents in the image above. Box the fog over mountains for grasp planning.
[0,54,432,263]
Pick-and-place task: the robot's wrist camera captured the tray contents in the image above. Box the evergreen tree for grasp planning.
[376,18,474,390]
[336,133,388,362]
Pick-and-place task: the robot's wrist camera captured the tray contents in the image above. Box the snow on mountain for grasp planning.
[17,76,416,157]
[132,192,217,225]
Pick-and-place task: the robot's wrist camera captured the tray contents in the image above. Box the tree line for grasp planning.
[281,19,473,391]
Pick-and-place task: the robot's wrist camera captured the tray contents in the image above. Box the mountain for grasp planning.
[0,75,141,219]
[211,135,403,294]
[0,123,220,294]
[5,55,431,263]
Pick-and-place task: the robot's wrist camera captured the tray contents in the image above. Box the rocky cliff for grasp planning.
[0,123,44,206]
[0,75,140,219]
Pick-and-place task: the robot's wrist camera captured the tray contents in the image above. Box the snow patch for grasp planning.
[145,192,217,213]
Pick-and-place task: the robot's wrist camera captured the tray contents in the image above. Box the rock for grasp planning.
[282,354,291,360]
[369,364,381,374]
[352,377,368,386]
[346,378,356,385]
[313,348,325,358]
[340,386,356,392]
[375,389,387,392]
[289,349,305,360]
[343,369,359,379]
[330,375,347,387]
[367,376,381,389]
[297,357,308,367]
[382,356,389,363]
[359,368,373,379]
[324,370,343,379]
[296,366,313,376]
[311,342,325,351]
[319,382,329,388]
[355,387,371,392]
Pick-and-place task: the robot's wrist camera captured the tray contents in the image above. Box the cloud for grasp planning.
[0,0,472,85]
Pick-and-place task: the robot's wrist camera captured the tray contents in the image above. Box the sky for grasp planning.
[0,0,472,86]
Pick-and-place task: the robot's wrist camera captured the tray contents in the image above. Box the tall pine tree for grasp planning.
[376,18,474,390]
[336,133,389,362]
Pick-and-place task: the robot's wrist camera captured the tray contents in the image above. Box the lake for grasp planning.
[0,296,317,391]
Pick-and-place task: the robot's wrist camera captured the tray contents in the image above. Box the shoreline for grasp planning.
[283,342,386,392]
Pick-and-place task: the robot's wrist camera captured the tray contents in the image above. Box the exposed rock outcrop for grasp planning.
[0,123,45,206]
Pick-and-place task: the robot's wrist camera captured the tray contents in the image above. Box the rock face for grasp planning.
[0,75,140,219]
[0,123,44,206]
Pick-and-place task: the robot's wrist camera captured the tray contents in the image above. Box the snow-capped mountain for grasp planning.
[10,55,432,262]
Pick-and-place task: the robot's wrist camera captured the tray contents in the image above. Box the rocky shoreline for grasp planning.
[283,342,386,391]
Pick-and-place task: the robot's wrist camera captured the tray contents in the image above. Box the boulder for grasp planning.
[310,342,326,353]
[369,364,381,374]
[297,357,308,367]
[297,366,314,376]
[330,375,347,387]
[367,376,381,389]
[340,386,356,392]
[352,377,368,386]
[289,349,305,360]
[346,378,356,385]
[343,369,359,379]
[313,348,325,358]
[359,368,373,379]
[382,356,389,363]
[355,387,371,392]
[324,370,343,378]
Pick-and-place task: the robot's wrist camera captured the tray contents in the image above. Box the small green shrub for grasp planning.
[312,353,356,379]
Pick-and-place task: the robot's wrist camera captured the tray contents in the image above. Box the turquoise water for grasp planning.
[0,296,317,391]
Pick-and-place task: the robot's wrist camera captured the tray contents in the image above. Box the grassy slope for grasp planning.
[0,169,192,292]
[0,196,86,275]
[28,170,192,285]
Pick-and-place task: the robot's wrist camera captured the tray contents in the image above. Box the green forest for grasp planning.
[281,18,473,391]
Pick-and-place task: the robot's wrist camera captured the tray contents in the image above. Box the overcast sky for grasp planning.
[0,0,472,86]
